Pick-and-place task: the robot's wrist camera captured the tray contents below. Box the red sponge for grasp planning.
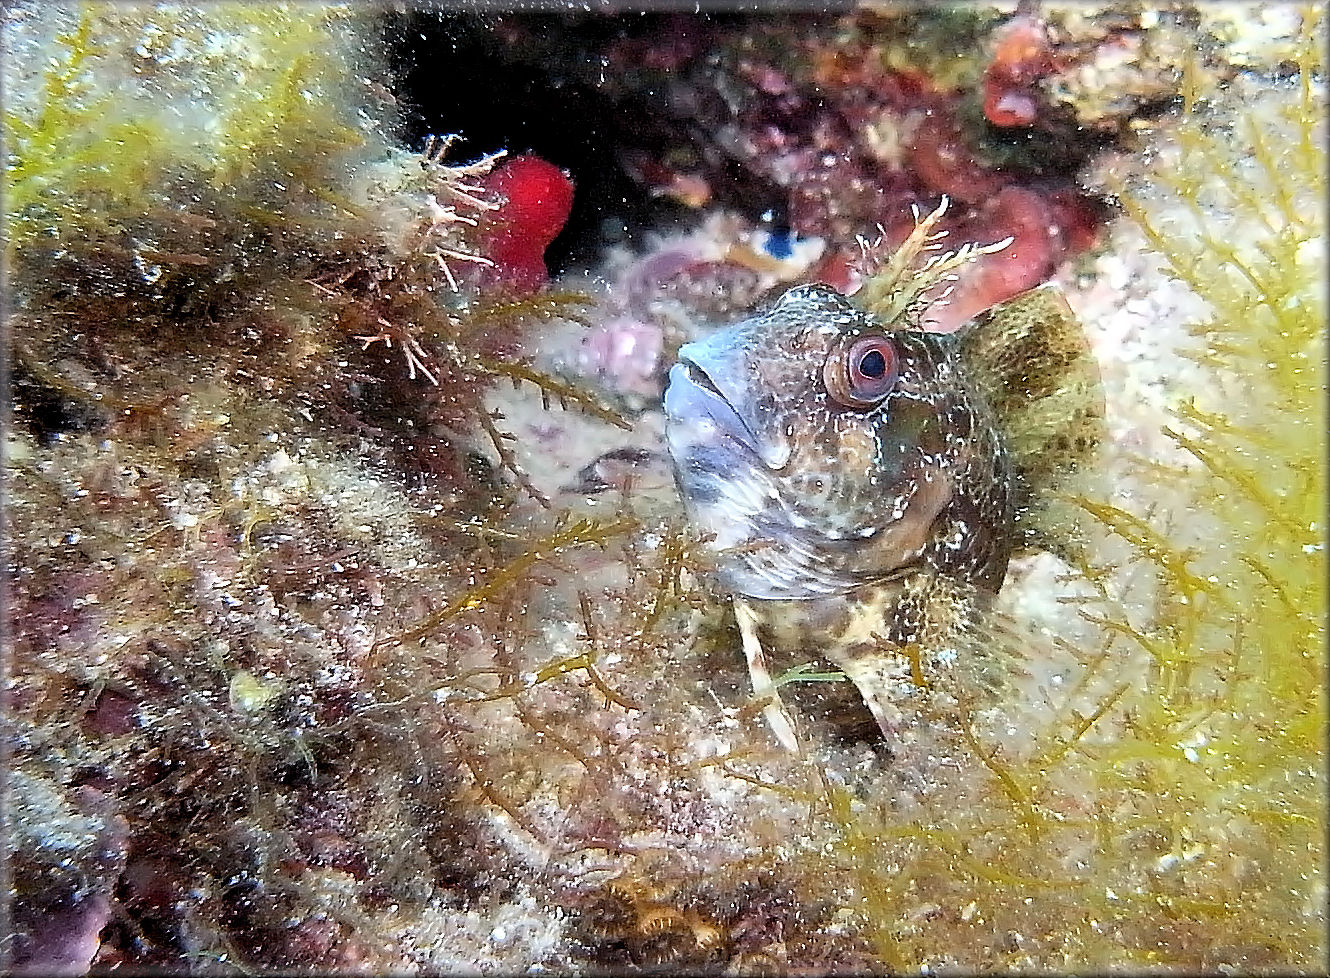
[982,16,1057,128]
[481,155,575,292]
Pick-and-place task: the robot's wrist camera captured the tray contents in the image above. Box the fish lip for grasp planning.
[679,358,722,398]
[665,359,763,458]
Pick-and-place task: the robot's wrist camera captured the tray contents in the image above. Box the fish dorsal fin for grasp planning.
[956,285,1106,561]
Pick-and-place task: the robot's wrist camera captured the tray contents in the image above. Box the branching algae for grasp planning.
[797,9,1326,972]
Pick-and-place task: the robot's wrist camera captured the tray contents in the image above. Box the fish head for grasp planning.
[665,283,987,600]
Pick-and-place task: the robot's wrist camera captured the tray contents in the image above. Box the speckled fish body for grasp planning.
[664,281,1101,747]
[665,284,1013,601]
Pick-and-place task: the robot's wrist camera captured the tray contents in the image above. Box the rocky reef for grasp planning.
[3,2,1324,974]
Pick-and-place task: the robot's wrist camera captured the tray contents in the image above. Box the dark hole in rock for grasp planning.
[381,9,812,274]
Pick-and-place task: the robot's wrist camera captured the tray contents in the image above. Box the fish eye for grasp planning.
[858,348,887,378]
[824,335,899,408]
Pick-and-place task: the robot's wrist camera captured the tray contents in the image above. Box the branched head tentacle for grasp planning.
[852,196,1013,327]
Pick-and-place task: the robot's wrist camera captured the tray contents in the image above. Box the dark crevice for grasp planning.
[381,10,803,273]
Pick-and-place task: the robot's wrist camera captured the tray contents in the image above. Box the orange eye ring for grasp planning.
[823,335,899,408]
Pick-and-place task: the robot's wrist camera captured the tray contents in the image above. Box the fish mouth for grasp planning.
[680,359,721,398]
[664,359,763,458]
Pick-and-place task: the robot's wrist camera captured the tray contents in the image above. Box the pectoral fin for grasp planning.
[956,285,1106,564]
[819,573,1031,740]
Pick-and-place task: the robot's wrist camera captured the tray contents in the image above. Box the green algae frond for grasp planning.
[807,8,1326,971]
[3,11,155,239]
[1075,10,1326,958]
[4,3,370,254]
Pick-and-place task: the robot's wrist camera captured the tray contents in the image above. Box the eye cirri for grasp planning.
[824,334,899,408]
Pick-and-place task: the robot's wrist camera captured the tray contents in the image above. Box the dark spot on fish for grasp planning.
[683,480,723,505]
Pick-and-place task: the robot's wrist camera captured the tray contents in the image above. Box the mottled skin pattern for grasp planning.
[664,283,1096,748]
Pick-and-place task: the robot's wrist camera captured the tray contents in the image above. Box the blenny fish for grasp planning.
[664,201,1104,750]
